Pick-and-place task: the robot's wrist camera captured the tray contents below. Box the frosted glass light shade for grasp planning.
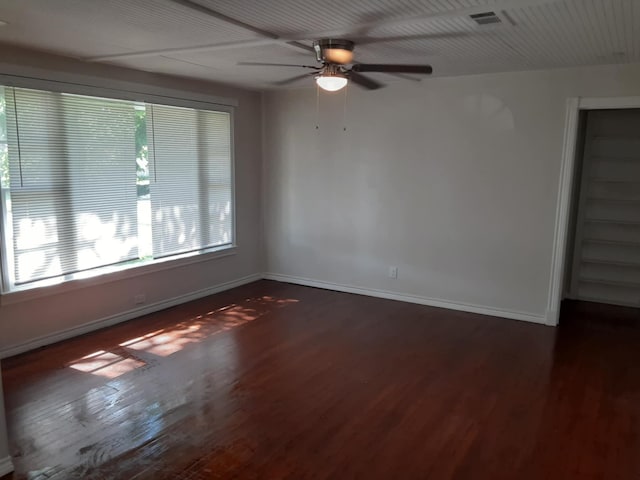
[316,75,348,92]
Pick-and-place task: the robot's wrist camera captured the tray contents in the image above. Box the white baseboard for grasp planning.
[263,273,548,325]
[0,273,262,359]
[0,456,14,476]
[0,270,551,358]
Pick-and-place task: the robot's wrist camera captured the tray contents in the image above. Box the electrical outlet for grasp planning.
[388,266,398,279]
[134,293,146,305]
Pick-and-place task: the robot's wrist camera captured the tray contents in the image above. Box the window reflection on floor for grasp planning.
[66,295,299,378]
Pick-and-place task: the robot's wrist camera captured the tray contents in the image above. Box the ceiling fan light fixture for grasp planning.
[314,39,355,64]
[323,48,354,65]
[316,74,348,92]
[240,38,432,91]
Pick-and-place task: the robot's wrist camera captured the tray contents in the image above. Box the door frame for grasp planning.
[546,96,640,326]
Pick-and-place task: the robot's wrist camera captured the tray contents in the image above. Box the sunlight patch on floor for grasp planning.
[119,295,299,357]
[68,350,146,378]
[66,296,300,377]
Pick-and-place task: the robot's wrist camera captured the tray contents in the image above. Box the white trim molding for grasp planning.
[264,273,547,325]
[546,95,640,326]
[0,456,14,477]
[578,96,640,110]
[0,71,238,109]
[1,247,237,306]
[546,97,581,326]
[0,273,261,359]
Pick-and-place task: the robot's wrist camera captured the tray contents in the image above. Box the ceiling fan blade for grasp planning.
[238,62,320,69]
[349,71,384,90]
[272,73,315,86]
[285,41,315,53]
[352,63,433,74]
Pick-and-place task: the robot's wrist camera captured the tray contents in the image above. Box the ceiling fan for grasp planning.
[238,38,433,91]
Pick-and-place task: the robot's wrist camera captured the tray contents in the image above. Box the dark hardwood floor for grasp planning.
[2,280,640,479]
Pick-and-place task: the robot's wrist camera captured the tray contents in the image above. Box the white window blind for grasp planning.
[0,84,234,292]
[148,104,232,258]
[4,87,139,285]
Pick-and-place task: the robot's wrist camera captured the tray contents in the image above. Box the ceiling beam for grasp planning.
[169,0,278,39]
[385,73,422,82]
[88,0,313,62]
[89,39,278,62]
[169,0,314,54]
[88,0,564,62]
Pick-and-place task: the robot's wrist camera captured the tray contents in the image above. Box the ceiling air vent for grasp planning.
[469,11,502,25]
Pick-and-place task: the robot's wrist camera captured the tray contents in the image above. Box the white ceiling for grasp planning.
[0,0,638,90]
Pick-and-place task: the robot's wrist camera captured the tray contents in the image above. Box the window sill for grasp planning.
[0,245,237,306]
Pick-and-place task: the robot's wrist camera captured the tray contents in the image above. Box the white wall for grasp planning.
[263,63,640,322]
[0,47,264,355]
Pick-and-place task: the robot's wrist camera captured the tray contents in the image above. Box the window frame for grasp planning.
[0,75,237,304]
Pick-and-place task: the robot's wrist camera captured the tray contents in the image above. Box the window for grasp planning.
[0,85,233,293]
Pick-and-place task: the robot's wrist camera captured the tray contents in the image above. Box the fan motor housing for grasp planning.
[313,38,355,64]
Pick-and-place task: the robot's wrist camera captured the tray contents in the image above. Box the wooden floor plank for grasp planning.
[2,281,640,479]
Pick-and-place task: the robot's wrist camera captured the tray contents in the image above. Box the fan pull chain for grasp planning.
[342,83,349,132]
[315,84,320,131]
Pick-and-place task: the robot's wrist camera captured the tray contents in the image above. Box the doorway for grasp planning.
[558,107,640,321]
